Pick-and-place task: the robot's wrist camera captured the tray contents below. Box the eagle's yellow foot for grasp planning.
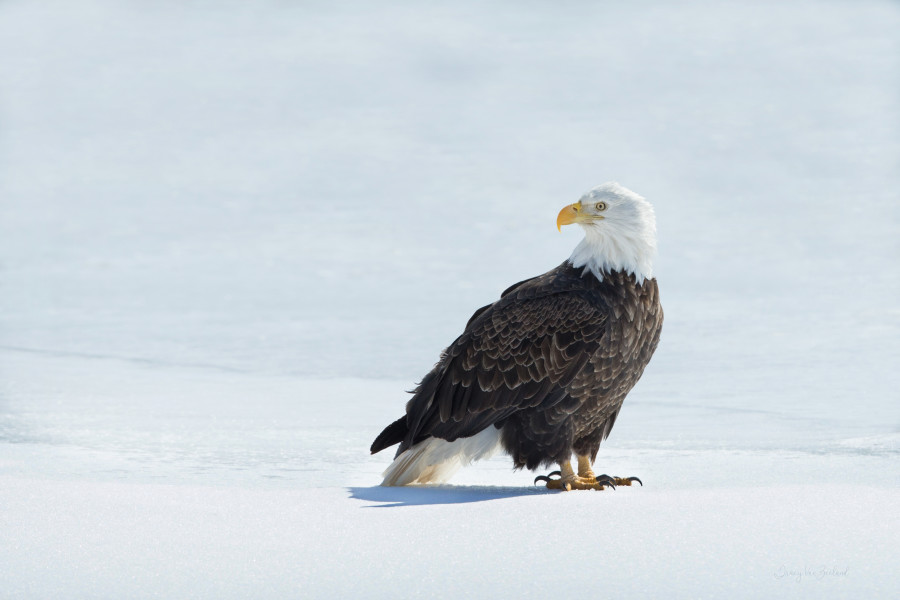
[534,471,614,491]
[534,459,620,491]
[533,457,643,491]
[576,455,642,488]
[609,476,643,486]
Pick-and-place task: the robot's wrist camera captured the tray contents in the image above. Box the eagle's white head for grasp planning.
[557,182,657,284]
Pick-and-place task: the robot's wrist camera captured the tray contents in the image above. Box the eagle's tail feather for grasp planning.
[379,427,502,486]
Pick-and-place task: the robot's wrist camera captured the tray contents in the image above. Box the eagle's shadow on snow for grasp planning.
[348,484,553,507]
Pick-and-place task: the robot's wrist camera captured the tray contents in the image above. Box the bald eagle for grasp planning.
[371,183,663,490]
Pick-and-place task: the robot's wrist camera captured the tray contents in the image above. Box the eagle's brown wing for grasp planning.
[389,271,609,455]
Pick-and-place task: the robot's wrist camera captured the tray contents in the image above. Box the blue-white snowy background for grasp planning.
[1,1,898,598]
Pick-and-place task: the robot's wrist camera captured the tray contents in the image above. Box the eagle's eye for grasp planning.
[595,202,608,212]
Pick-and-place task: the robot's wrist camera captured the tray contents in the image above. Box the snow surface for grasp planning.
[1,0,899,598]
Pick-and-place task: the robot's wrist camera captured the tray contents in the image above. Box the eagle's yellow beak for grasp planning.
[557,202,582,232]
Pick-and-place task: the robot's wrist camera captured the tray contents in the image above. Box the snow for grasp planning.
[1,0,898,598]
[3,479,895,599]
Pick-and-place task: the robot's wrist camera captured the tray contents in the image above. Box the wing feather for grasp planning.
[397,275,608,453]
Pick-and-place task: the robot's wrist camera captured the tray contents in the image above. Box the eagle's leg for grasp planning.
[534,459,613,491]
[577,455,597,479]
[578,455,643,487]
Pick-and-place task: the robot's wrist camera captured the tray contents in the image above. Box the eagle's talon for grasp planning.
[534,474,559,485]
[593,474,616,486]
[535,470,565,486]
[609,476,643,487]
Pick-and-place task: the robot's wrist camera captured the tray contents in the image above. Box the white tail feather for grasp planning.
[380,427,502,486]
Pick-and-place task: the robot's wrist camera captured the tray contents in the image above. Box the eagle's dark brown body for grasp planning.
[371,261,663,471]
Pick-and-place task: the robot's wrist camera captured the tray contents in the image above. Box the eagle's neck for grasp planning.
[569,222,656,284]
